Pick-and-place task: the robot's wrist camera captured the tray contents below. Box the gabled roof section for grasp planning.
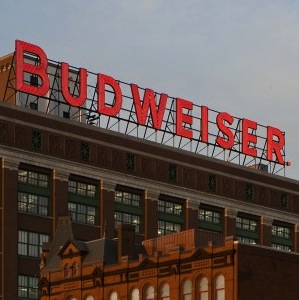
[58,239,89,258]
[189,247,210,260]
[42,217,147,271]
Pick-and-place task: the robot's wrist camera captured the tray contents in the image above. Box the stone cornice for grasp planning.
[3,157,19,171]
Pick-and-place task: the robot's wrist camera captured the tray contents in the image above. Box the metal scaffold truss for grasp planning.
[2,52,286,176]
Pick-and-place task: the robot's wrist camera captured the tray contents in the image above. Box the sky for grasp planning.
[1,0,299,180]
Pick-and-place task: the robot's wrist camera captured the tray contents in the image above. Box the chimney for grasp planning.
[118,223,136,261]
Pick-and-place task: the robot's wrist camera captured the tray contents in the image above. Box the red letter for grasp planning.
[216,112,234,149]
[176,98,193,139]
[130,84,167,129]
[15,40,49,96]
[201,105,209,143]
[242,118,257,157]
[267,126,285,164]
[97,74,122,116]
[61,62,87,107]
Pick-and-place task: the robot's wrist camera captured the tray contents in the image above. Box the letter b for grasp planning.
[15,40,49,97]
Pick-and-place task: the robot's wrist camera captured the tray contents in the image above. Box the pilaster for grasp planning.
[260,216,273,247]
[225,208,237,238]
[144,189,159,239]
[101,180,117,239]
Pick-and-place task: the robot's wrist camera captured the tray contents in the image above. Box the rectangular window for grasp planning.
[18,231,49,258]
[272,224,290,239]
[237,236,257,245]
[245,184,254,200]
[68,179,98,226]
[208,174,216,191]
[18,169,50,218]
[18,275,39,299]
[272,224,293,251]
[32,131,42,150]
[168,164,177,182]
[115,190,141,207]
[18,169,49,188]
[272,243,291,251]
[158,220,181,236]
[198,206,223,233]
[126,153,135,171]
[199,209,220,224]
[158,197,184,236]
[68,202,97,225]
[114,211,141,233]
[18,275,38,299]
[80,142,90,160]
[236,217,257,232]
[158,199,182,216]
[114,188,143,234]
[18,192,49,216]
[280,193,288,208]
[68,180,96,197]
[236,216,259,244]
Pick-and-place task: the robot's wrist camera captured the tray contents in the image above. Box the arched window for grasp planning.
[109,291,118,300]
[145,285,155,299]
[73,263,79,277]
[85,295,94,300]
[215,274,225,300]
[64,264,71,278]
[198,277,208,300]
[161,283,170,300]
[183,279,192,300]
[131,288,139,300]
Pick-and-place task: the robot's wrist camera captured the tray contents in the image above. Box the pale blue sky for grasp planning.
[2,0,299,179]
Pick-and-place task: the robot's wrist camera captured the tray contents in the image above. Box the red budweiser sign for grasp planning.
[14,40,288,166]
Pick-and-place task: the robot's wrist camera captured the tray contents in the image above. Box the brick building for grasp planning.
[0,41,299,299]
[39,217,299,300]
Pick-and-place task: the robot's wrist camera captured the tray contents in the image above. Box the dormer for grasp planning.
[58,239,89,279]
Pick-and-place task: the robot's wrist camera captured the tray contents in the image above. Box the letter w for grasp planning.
[131,84,168,130]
